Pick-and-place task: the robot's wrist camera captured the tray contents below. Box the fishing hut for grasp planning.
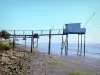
[5,23,86,56]
[63,23,86,56]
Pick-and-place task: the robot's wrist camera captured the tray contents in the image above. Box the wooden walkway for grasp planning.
[6,29,86,56]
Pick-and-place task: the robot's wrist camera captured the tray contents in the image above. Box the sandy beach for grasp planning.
[0,45,100,75]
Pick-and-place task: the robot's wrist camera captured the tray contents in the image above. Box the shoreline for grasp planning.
[1,44,100,75]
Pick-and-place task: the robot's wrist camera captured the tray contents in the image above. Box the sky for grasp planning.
[0,0,100,43]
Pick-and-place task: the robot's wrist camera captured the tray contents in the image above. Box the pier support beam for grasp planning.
[84,34,86,56]
[65,34,68,55]
[25,35,26,47]
[80,34,82,56]
[13,30,15,50]
[23,30,26,47]
[48,30,51,54]
[36,37,38,48]
[77,34,79,55]
[61,35,63,55]
[31,31,34,52]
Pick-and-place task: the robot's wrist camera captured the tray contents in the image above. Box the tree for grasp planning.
[0,30,10,40]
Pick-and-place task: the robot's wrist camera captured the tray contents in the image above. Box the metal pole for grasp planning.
[48,30,51,54]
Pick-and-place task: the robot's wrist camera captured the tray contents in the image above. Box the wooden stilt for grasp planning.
[80,34,82,56]
[41,30,43,34]
[65,34,68,55]
[67,35,68,55]
[25,35,26,47]
[61,35,63,55]
[84,34,86,56]
[48,30,51,54]
[77,34,79,55]
[31,31,33,52]
[23,30,25,47]
[59,30,60,34]
[13,30,15,50]
[36,38,38,48]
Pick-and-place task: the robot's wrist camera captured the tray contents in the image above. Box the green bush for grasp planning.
[0,42,11,51]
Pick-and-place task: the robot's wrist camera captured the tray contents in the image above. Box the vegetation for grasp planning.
[0,41,11,51]
[0,30,10,40]
[47,60,67,66]
[68,70,94,75]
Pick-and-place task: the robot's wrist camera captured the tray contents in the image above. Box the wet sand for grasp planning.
[26,51,100,75]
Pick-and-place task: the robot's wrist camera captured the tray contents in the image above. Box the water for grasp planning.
[37,43,100,58]
[17,40,100,58]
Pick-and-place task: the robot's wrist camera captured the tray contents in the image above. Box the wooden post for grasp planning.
[48,30,51,54]
[32,31,34,48]
[23,30,25,47]
[36,37,38,48]
[31,31,33,52]
[80,34,82,56]
[59,30,60,34]
[67,35,68,55]
[84,34,86,56]
[13,30,15,50]
[25,35,26,47]
[65,34,68,55]
[77,34,79,55]
[41,30,43,34]
[61,35,63,55]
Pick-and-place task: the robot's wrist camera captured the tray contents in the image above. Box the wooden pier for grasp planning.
[3,23,86,56]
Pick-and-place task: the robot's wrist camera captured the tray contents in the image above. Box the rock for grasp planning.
[1,56,10,63]
[10,56,17,59]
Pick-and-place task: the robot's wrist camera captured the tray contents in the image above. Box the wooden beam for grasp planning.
[25,35,26,47]
[80,34,82,56]
[59,30,60,34]
[48,30,51,54]
[84,34,86,56]
[65,35,68,55]
[13,30,15,50]
[41,30,43,34]
[36,38,38,48]
[61,35,63,55]
[77,34,79,55]
[67,35,68,55]
[23,30,25,47]
[31,31,34,52]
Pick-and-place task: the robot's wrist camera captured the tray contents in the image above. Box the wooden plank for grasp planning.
[48,30,51,54]
[84,34,86,56]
